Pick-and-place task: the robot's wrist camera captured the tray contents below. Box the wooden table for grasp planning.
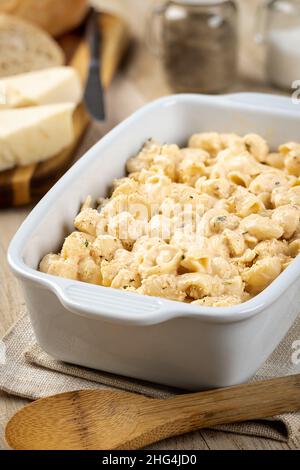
[0,1,298,450]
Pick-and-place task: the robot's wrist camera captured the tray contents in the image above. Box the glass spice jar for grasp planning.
[148,0,238,94]
[256,0,300,90]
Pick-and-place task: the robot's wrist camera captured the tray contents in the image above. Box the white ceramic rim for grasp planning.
[7,93,300,326]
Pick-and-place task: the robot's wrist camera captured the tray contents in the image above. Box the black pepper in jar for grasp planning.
[151,1,238,93]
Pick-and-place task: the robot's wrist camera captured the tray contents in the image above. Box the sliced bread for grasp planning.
[0,14,64,78]
[0,0,88,37]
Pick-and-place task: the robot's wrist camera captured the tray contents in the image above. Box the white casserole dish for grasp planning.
[8,93,300,390]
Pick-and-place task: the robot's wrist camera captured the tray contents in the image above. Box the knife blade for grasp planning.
[84,8,105,121]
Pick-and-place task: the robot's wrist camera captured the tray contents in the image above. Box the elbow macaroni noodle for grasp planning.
[40,133,300,307]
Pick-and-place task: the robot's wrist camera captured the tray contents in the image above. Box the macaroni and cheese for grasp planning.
[40,133,300,307]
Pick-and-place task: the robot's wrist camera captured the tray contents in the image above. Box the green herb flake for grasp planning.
[84,240,89,248]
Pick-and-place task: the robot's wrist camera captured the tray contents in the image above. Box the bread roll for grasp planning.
[0,14,64,78]
[0,0,88,37]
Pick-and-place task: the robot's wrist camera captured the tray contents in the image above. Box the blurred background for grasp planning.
[91,0,297,96]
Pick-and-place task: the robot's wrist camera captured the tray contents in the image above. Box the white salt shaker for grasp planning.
[256,0,300,90]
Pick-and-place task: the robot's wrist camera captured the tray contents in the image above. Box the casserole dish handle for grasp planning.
[51,279,184,326]
[223,92,299,111]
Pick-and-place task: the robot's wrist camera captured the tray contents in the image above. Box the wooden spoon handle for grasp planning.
[128,375,300,449]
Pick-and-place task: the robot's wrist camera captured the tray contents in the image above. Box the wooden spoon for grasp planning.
[6,374,300,450]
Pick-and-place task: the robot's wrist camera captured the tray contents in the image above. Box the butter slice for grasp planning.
[0,67,82,109]
[0,103,75,171]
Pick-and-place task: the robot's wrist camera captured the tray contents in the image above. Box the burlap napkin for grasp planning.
[0,310,300,447]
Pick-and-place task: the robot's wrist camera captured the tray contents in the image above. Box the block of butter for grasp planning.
[0,67,82,109]
[0,103,75,171]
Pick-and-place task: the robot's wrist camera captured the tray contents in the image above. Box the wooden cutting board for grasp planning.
[0,13,129,208]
